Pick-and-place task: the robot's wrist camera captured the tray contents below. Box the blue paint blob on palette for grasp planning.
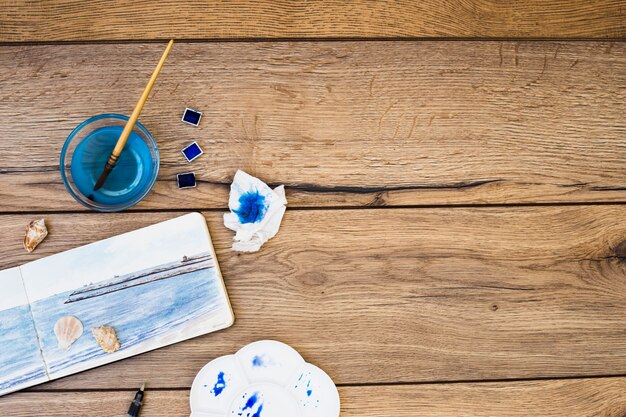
[238,392,264,417]
[189,341,340,417]
[211,371,227,397]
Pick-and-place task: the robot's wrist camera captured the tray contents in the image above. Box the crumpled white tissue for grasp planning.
[224,170,287,252]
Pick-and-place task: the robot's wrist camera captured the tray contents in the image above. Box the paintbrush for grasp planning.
[92,39,174,193]
[126,382,146,417]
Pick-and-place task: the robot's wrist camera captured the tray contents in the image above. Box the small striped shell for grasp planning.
[54,316,83,351]
[23,219,48,253]
[92,325,120,353]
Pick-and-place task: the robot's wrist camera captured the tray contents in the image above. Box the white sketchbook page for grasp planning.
[20,212,234,381]
[0,267,49,396]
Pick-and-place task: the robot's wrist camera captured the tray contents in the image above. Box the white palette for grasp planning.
[190,341,340,417]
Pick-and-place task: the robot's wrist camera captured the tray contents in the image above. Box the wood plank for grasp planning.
[4,378,626,416]
[0,207,625,389]
[0,41,624,211]
[1,1,625,42]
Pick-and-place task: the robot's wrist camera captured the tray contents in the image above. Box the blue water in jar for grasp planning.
[70,126,155,206]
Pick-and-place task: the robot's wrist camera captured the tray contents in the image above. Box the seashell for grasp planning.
[92,325,121,353]
[54,316,83,351]
[23,219,48,253]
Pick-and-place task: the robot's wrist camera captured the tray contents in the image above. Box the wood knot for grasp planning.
[614,240,626,259]
[368,191,387,207]
[300,271,328,287]
[490,303,499,311]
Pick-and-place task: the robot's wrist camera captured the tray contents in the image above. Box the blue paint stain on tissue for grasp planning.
[307,389,313,397]
[234,190,268,224]
[210,371,226,396]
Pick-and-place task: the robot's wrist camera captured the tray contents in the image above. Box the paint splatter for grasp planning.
[252,355,264,367]
[294,373,303,388]
[210,371,226,396]
[252,404,263,417]
[234,190,267,224]
[242,393,258,410]
[295,373,316,406]
[238,392,263,417]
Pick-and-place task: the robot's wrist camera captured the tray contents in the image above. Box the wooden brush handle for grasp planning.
[104,153,119,170]
[111,39,174,158]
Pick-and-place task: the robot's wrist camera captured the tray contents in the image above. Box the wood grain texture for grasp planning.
[4,378,626,416]
[0,207,624,389]
[1,0,625,42]
[0,41,624,211]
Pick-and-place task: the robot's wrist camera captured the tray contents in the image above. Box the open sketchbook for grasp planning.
[0,213,234,396]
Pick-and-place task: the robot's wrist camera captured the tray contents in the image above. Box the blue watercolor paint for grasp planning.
[251,404,263,417]
[238,392,263,417]
[242,393,258,410]
[307,389,312,397]
[234,191,267,224]
[181,142,203,162]
[182,108,202,126]
[252,355,264,367]
[210,371,226,396]
[294,373,303,388]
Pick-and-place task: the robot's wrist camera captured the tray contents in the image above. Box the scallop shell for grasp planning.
[54,316,83,351]
[92,325,121,353]
[23,218,48,253]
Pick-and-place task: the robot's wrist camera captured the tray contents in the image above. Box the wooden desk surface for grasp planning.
[0,2,625,416]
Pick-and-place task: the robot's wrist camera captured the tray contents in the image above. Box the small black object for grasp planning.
[126,382,145,417]
[181,141,203,162]
[182,108,202,126]
[177,172,197,189]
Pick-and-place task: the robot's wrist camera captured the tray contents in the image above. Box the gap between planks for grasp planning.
[0,200,625,217]
[2,38,626,47]
[7,379,626,417]
[24,372,626,393]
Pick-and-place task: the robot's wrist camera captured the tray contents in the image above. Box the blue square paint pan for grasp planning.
[181,141,204,162]
[182,108,202,126]
[177,172,197,189]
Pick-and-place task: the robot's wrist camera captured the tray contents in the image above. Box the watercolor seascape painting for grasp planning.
[0,268,48,394]
[0,213,234,396]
